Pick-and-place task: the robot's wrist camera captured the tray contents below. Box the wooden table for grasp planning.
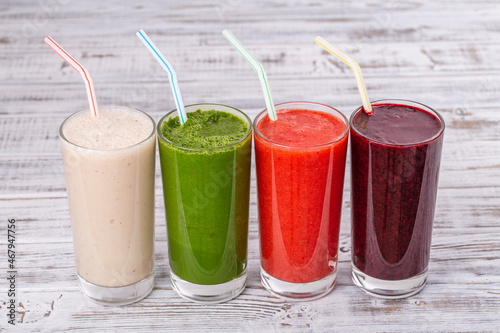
[1,0,499,331]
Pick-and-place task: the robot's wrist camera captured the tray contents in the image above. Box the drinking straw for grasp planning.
[222,29,277,121]
[136,29,187,125]
[314,36,373,114]
[44,36,99,117]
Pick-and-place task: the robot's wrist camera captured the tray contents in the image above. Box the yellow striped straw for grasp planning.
[314,36,372,114]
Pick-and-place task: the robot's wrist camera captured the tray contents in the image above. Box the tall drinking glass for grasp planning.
[350,99,445,298]
[60,106,156,306]
[157,104,252,304]
[254,101,349,300]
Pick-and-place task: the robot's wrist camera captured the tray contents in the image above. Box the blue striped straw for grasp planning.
[136,29,187,124]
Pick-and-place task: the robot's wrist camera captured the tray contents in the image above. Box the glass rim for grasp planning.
[350,99,445,147]
[157,103,253,152]
[59,105,156,152]
[253,101,349,148]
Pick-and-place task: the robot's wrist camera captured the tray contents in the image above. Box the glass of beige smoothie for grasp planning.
[59,105,156,306]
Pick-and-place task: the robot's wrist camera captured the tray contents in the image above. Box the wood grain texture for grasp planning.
[1,0,500,332]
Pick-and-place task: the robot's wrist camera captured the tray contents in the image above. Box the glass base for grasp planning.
[260,267,337,301]
[170,270,247,304]
[78,271,154,306]
[351,264,427,299]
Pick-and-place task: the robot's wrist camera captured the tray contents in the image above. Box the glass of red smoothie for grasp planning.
[350,99,445,299]
[254,101,349,300]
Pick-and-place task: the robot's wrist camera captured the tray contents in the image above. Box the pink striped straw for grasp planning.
[44,36,99,117]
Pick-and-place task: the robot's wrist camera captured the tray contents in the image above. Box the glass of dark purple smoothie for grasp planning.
[350,99,445,298]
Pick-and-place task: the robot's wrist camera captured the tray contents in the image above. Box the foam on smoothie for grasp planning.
[63,107,154,150]
[257,109,345,146]
[352,103,441,145]
[161,109,249,149]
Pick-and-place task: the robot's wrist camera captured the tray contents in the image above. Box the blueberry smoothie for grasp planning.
[350,100,444,297]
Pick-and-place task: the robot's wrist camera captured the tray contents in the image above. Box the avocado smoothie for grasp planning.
[157,104,252,303]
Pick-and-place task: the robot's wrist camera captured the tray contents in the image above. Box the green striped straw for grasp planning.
[222,29,277,121]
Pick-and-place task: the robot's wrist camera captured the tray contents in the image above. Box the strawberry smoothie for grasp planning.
[254,101,348,300]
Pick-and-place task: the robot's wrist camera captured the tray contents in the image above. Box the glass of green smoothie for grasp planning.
[157,103,252,303]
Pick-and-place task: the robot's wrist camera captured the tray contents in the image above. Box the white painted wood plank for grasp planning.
[0,282,498,332]
[1,0,499,47]
[1,72,500,118]
[3,42,500,84]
